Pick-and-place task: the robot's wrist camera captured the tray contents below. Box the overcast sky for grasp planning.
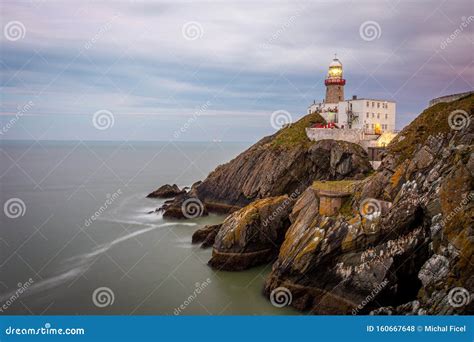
[1,0,473,141]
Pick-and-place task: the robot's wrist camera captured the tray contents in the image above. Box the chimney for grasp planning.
[352,95,357,100]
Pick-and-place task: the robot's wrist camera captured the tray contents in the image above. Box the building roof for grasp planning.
[346,98,396,103]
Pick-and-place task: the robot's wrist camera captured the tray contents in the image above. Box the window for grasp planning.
[372,102,375,107]
[366,112,369,118]
[366,101,369,106]
[377,102,380,108]
[385,113,388,119]
[371,124,374,128]
[372,113,374,118]
[366,124,369,128]
[377,113,380,119]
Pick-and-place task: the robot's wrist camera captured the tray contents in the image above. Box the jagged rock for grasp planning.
[158,182,210,219]
[209,195,296,271]
[192,224,222,248]
[147,184,185,198]
[418,254,449,286]
[196,137,371,211]
[264,94,474,314]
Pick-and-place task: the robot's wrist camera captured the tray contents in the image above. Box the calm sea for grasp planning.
[0,141,297,315]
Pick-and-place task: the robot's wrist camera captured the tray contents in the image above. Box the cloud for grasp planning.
[0,0,472,141]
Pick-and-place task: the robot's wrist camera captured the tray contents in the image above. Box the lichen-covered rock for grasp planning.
[264,94,474,315]
[209,195,296,270]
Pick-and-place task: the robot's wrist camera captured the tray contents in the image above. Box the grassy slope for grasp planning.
[270,113,326,148]
[387,94,473,163]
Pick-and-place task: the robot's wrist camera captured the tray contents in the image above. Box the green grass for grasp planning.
[388,94,473,164]
[312,180,360,193]
[270,113,326,148]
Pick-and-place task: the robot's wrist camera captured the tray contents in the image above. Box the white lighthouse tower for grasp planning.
[324,55,345,104]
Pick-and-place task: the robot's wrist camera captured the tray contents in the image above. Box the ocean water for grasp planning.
[0,141,297,315]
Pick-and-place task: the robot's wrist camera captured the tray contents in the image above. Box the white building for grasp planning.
[308,57,396,135]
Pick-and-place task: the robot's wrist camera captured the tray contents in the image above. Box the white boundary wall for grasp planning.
[305,128,364,144]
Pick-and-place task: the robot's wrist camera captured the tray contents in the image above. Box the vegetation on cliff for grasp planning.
[270,113,326,148]
[388,93,473,163]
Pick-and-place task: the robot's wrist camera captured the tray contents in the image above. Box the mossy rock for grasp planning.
[387,94,473,164]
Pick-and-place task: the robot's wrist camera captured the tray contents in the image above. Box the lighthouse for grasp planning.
[324,55,345,103]
[307,55,396,136]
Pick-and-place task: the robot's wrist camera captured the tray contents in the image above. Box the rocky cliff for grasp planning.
[264,94,473,314]
[157,113,372,218]
[150,94,473,315]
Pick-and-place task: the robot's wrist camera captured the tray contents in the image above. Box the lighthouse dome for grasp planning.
[329,58,342,67]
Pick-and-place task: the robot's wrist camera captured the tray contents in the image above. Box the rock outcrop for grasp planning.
[155,113,372,218]
[192,224,222,248]
[263,94,474,315]
[147,184,185,198]
[209,195,296,270]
